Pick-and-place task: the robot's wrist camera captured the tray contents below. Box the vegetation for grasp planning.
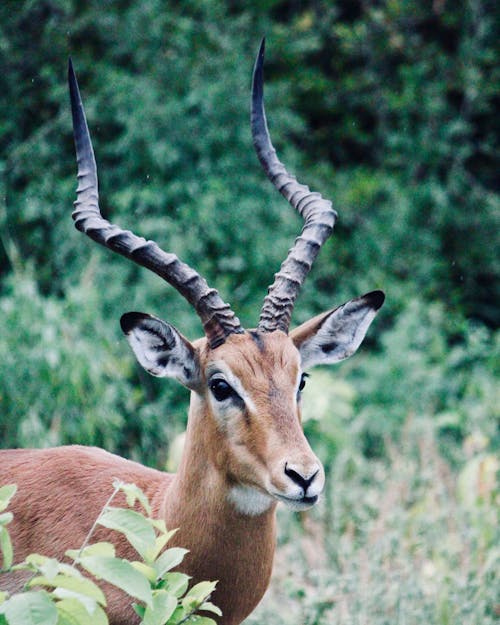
[0,1,498,624]
[0,481,220,625]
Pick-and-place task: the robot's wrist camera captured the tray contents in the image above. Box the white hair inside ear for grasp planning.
[120,312,201,389]
[292,291,385,370]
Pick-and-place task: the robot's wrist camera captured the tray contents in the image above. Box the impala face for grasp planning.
[202,331,325,514]
[120,290,384,516]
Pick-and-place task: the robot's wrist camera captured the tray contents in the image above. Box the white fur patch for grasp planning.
[227,485,274,516]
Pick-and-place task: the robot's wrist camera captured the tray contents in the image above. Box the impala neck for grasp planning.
[158,392,277,625]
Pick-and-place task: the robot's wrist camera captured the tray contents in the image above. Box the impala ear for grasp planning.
[291,291,385,370]
[120,312,201,390]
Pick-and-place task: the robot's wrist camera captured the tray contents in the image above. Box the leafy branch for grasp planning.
[0,481,221,625]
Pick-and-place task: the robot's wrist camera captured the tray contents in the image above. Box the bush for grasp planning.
[0,481,221,625]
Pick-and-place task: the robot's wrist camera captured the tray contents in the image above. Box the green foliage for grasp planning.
[0,1,498,623]
[0,481,220,625]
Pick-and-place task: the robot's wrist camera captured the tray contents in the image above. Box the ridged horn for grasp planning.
[68,59,243,349]
[251,39,337,333]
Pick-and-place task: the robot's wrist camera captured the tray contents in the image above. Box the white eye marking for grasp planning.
[207,362,256,414]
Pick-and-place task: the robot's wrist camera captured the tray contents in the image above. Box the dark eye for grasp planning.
[298,373,308,392]
[209,378,234,402]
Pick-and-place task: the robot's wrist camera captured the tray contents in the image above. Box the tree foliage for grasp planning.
[0,3,498,623]
[0,0,497,469]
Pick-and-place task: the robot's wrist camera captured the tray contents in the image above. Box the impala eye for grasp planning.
[209,378,234,402]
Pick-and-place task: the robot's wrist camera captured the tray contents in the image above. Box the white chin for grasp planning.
[227,484,275,516]
[279,495,319,511]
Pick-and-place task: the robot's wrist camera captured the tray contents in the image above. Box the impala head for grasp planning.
[68,39,384,515]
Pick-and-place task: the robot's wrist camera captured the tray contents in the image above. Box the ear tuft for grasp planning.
[120,312,153,335]
[363,290,385,311]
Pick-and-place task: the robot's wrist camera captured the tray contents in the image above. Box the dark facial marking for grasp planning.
[249,330,265,353]
[321,341,338,354]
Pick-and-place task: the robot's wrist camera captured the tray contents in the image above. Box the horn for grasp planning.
[68,59,243,348]
[251,39,337,333]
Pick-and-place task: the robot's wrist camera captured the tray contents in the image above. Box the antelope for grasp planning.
[0,40,384,625]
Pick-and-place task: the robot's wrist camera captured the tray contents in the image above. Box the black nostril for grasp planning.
[284,464,318,492]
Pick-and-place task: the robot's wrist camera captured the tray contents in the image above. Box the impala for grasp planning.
[0,40,384,625]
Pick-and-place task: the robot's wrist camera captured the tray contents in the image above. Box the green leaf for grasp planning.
[24,555,59,578]
[78,556,153,607]
[0,592,7,605]
[67,542,116,562]
[149,528,178,561]
[0,527,14,571]
[166,606,186,623]
[0,486,17,513]
[162,572,190,598]
[114,481,152,517]
[130,561,157,583]
[98,508,156,560]
[154,548,189,580]
[52,588,98,615]
[200,601,222,617]
[142,590,177,625]
[0,513,13,527]
[27,574,106,606]
[35,558,59,580]
[0,591,57,625]
[55,598,108,625]
[182,581,217,610]
[187,617,218,625]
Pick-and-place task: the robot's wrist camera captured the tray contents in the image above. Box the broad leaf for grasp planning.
[114,481,152,517]
[0,486,17,513]
[0,527,14,571]
[162,572,190,598]
[98,508,156,560]
[142,591,177,625]
[130,561,157,583]
[78,556,153,607]
[67,542,116,562]
[56,598,108,625]
[0,513,13,527]
[200,601,222,617]
[182,581,217,610]
[150,528,178,561]
[0,591,57,625]
[154,548,189,580]
[28,574,106,605]
[52,588,98,615]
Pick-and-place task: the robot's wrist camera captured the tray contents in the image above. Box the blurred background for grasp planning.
[0,1,498,623]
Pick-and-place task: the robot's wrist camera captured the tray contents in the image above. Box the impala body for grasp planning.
[0,40,384,625]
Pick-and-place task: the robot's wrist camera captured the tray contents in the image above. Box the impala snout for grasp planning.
[272,456,325,511]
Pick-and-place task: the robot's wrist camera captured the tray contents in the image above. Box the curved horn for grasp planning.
[68,59,243,349]
[252,39,337,333]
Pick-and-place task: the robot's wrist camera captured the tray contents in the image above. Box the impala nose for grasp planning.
[284,463,320,495]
